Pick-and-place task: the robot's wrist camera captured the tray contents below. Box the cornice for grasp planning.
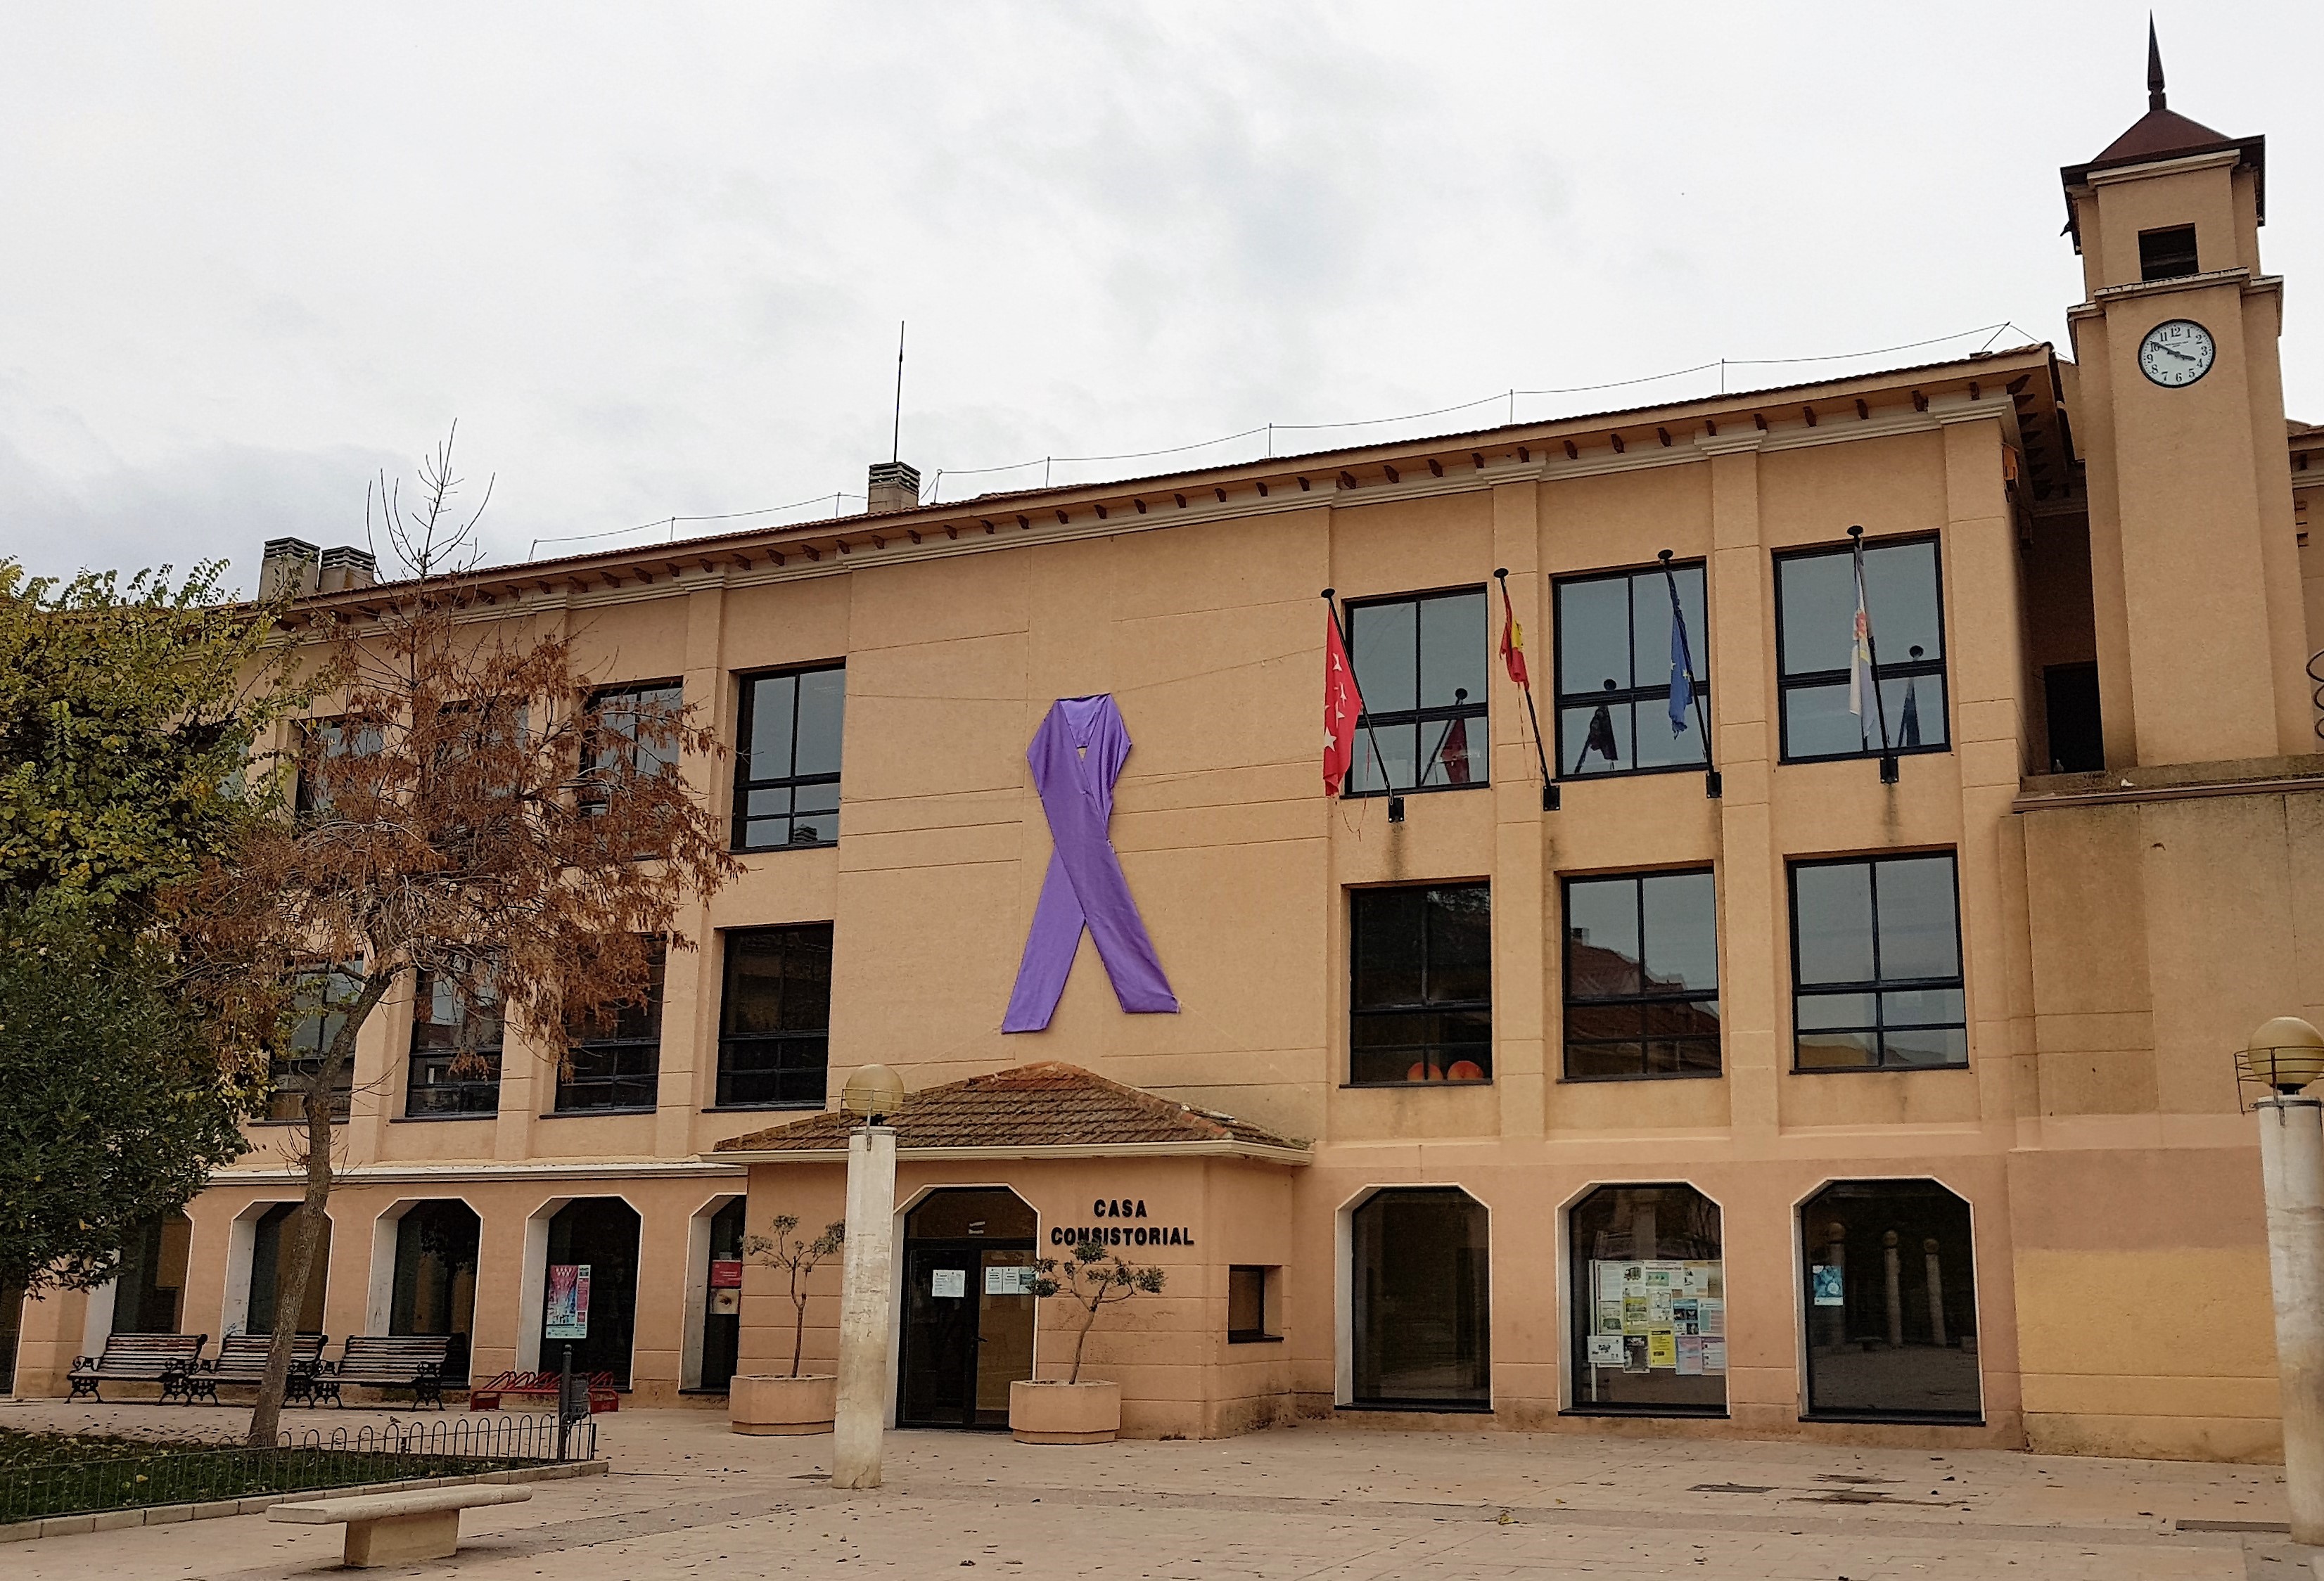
[212,1158,748,1186]
[713,1139,1313,1166]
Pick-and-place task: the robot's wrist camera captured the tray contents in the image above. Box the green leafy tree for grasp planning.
[0,561,305,1301]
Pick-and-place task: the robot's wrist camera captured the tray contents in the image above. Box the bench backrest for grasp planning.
[89,1333,206,1375]
[213,1332,327,1376]
[336,1335,451,1380]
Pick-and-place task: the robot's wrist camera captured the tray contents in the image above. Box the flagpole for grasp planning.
[1493,569,1558,812]
[1848,526,1900,784]
[1322,589,1404,824]
[1657,550,1722,800]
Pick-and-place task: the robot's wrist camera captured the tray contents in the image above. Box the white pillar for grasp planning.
[2256,1096,2324,1546]
[831,1125,897,1490]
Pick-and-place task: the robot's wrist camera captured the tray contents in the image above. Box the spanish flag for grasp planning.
[1498,580,1529,688]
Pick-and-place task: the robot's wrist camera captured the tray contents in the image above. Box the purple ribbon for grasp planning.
[1002,694,1179,1032]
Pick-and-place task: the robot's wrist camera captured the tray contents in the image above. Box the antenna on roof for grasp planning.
[2147,13,2166,110]
[891,321,906,465]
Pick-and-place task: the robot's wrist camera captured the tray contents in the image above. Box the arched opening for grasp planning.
[898,1188,1037,1429]
[1349,1187,1490,1409]
[1800,1179,1980,1421]
[390,1201,480,1384]
[698,1198,746,1393]
[1569,1183,1725,1415]
[248,1204,328,1336]
[111,1211,193,1334]
[537,1198,641,1388]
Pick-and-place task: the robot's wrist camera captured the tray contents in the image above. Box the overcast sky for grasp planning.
[1,2,2315,590]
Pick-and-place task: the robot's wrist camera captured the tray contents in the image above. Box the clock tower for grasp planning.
[2060,23,2306,767]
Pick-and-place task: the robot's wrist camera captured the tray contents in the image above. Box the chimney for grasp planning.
[867,460,921,516]
[317,545,378,593]
[258,538,321,601]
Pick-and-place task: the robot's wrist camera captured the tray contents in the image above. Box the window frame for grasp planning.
[1551,560,1712,783]
[1798,1178,1984,1424]
[712,923,835,1110]
[578,679,684,818]
[1564,1182,1728,1419]
[2138,224,2200,282]
[1772,536,1949,766]
[551,945,666,1114]
[1341,586,1490,800]
[1559,868,1723,1082]
[1227,1265,1282,1345]
[404,968,504,1120]
[1787,851,1967,1073]
[732,663,845,852]
[1347,881,1493,1088]
[263,961,363,1124]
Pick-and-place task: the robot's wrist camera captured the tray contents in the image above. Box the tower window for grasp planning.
[2138,225,2199,282]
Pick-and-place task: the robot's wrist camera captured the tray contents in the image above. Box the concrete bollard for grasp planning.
[831,1124,898,1490]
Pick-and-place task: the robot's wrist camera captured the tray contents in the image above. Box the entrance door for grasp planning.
[896,1189,1037,1428]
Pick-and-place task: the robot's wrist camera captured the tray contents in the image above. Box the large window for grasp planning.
[407,969,503,1118]
[1774,538,1947,762]
[267,961,362,1122]
[538,1197,641,1387]
[1801,1179,1981,1421]
[110,1212,192,1335]
[1350,883,1491,1085]
[293,717,381,817]
[715,924,834,1108]
[1791,853,1965,1070]
[391,1201,480,1384]
[247,1203,329,1335]
[1349,1188,1490,1408]
[1346,589,1488,795]
[1562,871,1721,1080]
[580,681,684,817]
[1555,563,1709,778]
[554,945,665,1113]
[734,665,845,851]
[1569,1184,1725,1415]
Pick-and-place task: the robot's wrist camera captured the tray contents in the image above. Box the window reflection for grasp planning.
[1346,589,1488,794]
[1351,1189,1490,1407]
[734,665,845,850]
[1563,871,1720,1079]
[1791,854,1966,1070]
[1775,539,1948,762]
[1801,1180,1980,1420]
[1554,563,1710,777]
[1351,885,1492,1084]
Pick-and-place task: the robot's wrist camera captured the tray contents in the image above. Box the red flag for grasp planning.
[1323,607,1365,796]
[1498,580,1529,689]
[1439,716,1471,784]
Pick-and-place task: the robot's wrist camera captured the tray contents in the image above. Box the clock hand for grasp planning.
[2157,343,2195,361]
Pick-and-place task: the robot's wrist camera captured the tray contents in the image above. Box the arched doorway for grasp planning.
[248,1204,329,1335]
[537,1198,641,1388]
[897,1189,1037,1429]
[391,1201,480,1384]
[1799,1179,1980,1421]
[1348,1187,1490,1408]
[112,1212,193,1334]
[697,1198,746,1393]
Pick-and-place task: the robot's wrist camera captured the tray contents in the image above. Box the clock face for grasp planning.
[2139,319,2215,388]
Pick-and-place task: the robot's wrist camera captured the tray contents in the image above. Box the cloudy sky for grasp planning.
[1,2,2315,590]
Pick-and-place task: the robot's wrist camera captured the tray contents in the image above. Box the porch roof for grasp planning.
[710,1062,1311,1165]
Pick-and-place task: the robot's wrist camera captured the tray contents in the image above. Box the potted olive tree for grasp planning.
[1009,1238,1166,1445]
[728,1213,845,1435]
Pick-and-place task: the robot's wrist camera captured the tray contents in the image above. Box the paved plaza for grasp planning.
[3,1399,2316,1579]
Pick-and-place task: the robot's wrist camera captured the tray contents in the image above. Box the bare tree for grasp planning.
[1031,1241,1166,1385]
[741,1214,845,1378]
[181,430,739,1444]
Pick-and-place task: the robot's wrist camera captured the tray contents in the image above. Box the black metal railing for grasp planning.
[1,1413,594,1525]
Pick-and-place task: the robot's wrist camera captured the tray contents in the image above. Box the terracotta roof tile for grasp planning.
[713,1062,1308,1156]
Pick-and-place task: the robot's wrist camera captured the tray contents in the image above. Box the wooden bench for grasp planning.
[467,1368,620,1413]
[184,1331,329,1405]
[65,1333,208,1402]
[267,1484,532,1568]
[311,1334,453,1410]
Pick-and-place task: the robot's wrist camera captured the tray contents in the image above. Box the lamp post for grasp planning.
[831,1063,905,1491]
[2242,1017,2324,1544]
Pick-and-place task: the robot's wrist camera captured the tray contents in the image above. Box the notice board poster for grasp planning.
[1588,1259,1725,1373]
[545,1263,592,1339]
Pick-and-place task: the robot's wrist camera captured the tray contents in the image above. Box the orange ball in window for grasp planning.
[1405,1061,1445,1082]
[1445,1060,1486,1082]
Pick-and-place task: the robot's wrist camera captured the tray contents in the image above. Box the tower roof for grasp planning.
[2060,20,2264,243]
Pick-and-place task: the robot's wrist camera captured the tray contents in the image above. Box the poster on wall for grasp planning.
[931,1268,966,1298]
[709,1259,744,1291]
[1811,1265,1846,1306]
[985,1265,1036,1296]
[1586,1334,1626,1367]
[545,1264,591,1339]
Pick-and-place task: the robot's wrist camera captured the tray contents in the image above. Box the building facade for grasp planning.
[11,59,2324,1463]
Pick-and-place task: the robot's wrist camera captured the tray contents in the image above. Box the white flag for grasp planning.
[1846,553,1877,745]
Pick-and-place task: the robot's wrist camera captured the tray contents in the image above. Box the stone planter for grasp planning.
[1009,1378,1121,1445]
[729,1374,837,1435]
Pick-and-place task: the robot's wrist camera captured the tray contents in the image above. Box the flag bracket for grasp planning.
[1879,753,1900,785]
[1704,769,1723,800]
[1543,784,1559,812]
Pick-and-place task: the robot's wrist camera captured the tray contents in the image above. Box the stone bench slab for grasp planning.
[268,1485,530,1567]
